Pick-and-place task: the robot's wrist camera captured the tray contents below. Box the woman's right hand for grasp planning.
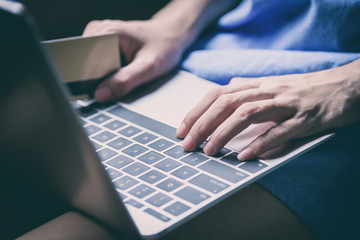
[83,19,187,102]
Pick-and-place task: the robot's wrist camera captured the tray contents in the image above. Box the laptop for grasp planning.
[0,1,333,239]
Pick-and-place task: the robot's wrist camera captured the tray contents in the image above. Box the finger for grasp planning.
[176,80,261,139]
[237,118,301,161]
[181,90,276,151]
[176,86,227,139]
[181,93,237,151]
[203,99,295,155]
[94,51,158,102]
[82,20,103,36]
[228,76,258,85]
[83,20,123,37]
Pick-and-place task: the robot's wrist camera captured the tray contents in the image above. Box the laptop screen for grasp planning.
[0,2,82,186]
[0,2,139,238]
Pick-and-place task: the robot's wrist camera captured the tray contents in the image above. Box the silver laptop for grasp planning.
[0,1,332,239]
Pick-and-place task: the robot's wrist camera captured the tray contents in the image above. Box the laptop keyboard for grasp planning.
[79,103,269,223]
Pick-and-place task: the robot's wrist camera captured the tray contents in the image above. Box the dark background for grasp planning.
[19,0,170,40]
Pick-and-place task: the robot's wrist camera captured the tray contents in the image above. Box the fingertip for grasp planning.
[237,147,254,161]
[182,135,195,151]
[203,141,217,156]
[176,123,187,139]
[94,85,113,102]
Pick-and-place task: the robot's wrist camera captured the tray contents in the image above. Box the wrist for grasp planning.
[149,0,238,50]
[146,18,195,51]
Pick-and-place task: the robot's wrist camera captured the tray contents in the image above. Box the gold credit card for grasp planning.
[42,33,121,99]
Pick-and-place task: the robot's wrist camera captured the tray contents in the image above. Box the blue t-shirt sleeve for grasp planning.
[182,0,360,84]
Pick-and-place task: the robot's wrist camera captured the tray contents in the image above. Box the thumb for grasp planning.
[94,53,158,102]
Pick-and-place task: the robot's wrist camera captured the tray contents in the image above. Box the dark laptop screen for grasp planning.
[0,3,139,239]
[0,3,83,186]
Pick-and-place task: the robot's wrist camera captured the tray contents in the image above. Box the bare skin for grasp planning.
[83,0,360,160]
[83,0,239,102]
[177,59,360,160]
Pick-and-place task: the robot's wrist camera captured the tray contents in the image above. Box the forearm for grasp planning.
[150,0,239,49]
[333,58,360,127]
[347,58,360,81]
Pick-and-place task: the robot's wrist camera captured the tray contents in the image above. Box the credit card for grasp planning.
[42,33,121,99]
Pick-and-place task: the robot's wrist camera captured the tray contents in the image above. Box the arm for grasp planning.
[150,0,239,49]
[177,59,360,160]
[83,0,239,102]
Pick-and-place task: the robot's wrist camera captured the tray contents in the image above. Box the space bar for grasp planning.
[198,160,249,183]
[109,105,181,142]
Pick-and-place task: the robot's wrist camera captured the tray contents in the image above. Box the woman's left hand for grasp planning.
[176,59,360,160]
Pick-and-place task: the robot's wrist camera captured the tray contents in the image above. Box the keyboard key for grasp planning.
[148,139,174,152]
[156,178,183,192]
[154,158,181,172]
[108,137,132,150]
[144,208,171,222]
[164,201,190,216]
[106,155,134,169]
[91,141,102,150]
[105,120,126,130]
[239,160,268,173]
[133,132,157,144]
[181,153,208,166]
[215,147,231,157]
[79,118,87,126]
[93,102,112,110]
[138,151,165,164]
[117,191,127,200]
[171,166,198,180]
[114,176,139,190]
[119,126,142,137]
[125,199,144,209]
[221,152,241,166]
[164,146,189,159]
[189,174,229,194]
[106,167,123,180]
[84,125,101,135]
[92,131,116,143]
[97,148,117,161]
[122,144,148,157]
[174,186,210,205]
[89,114,111,124]
[109,106,181,142]
[79,107,97,118]
[146,193,172,207]
[199,141,207,150]
[123,162,150,176]
[200,142,231,157]
[139,170,166,184]
[128,184,155,198]
[198,160,248,183]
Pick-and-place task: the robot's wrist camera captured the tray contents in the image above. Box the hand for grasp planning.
[176,60,360,160]
[83,19,187,102]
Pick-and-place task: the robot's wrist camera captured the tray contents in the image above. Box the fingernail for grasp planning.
[237,147,254,161]
[204,141,216,155]
[95,85,112,102]
[182,135,195,151]
[176,123,187,138]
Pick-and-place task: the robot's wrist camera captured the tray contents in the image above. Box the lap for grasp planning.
[258,123,360,239]
[162,183,316,240]
[18,183,316,240]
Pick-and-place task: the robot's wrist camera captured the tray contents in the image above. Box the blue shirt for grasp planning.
[182,0,360,84]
